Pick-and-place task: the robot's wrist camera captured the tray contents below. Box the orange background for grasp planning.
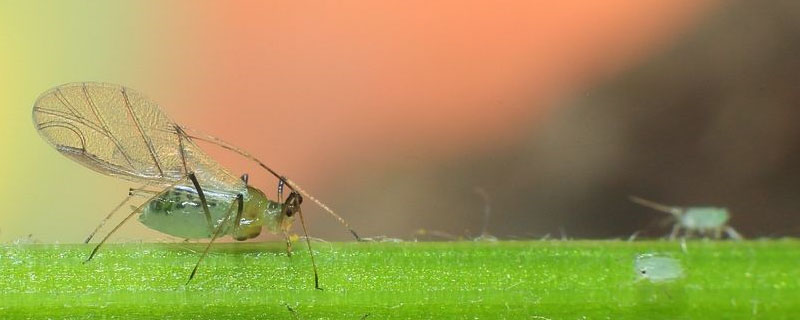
[0,1,718,242]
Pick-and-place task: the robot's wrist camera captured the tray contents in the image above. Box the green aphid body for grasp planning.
[679,207,729,231]
[634,253,684,283]
[138,185,290,240]
[629,196,742,239]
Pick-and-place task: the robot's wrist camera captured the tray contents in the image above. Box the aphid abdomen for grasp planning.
[138,186,235,239]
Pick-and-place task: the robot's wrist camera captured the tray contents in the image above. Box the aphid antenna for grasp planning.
[628,196,683,218]
[181,126,362,241]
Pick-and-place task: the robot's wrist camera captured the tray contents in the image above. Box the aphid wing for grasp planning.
[33,82,245,194]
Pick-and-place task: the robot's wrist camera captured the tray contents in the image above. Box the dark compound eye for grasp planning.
[640,270,647,274]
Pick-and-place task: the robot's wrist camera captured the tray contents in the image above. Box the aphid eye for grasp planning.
[640,270,647,274]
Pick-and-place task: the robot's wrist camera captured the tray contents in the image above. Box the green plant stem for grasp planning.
[0,240,798,319]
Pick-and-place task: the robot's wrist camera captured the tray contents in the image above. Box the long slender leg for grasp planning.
[283,230,293,257]
[186,194,243,284]
[188,172,214,232]
[680,228,691,253]
[668,224,681,240]
[286,305,300,320]
[296,205,322,290]
[176,129,215,233]
[84,194,132,244]
[86,183,178,262]
[725,226,743,240]
[627,230,640,242]
[277,178,285,202]
[84,184,151,244]
[233,195,244,231]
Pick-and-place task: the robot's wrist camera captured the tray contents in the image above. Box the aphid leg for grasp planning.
[86,183,178,262]
[283,230,293,257]
[295,203,323,290]
[188,172,215,232]
[187,194,244,284]
[83,185,144,244]
[725,226,743,240]
[473,187,491,237]
[714,228,723,239]
[286,305,300,320]
[231,195,245,232]
[277,177,285,202]
[668,224,681,240]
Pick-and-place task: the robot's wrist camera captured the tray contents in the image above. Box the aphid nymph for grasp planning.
[634,253,684,283]
[629,196,742,240]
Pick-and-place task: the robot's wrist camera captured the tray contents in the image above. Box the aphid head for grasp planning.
[279,192,303,232]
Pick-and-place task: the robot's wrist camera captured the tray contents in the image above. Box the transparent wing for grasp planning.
[32,82,246,195]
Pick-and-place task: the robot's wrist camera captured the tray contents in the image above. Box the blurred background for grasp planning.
[2,1,799,243]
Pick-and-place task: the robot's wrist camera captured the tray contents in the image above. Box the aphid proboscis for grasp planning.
[629,196,742,240]
[634,253,683,283]
[32,82,360,286]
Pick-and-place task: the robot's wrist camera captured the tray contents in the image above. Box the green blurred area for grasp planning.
[1,240,798,319]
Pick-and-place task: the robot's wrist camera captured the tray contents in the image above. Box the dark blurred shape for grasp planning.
[327,1,800,240]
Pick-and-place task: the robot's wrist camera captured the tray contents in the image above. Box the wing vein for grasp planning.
[54,89,81,118]
[34,107,109,139]
[37,121,88,150]
[34,82,246,194]
[121,87,165,177]
[80,84,137,169]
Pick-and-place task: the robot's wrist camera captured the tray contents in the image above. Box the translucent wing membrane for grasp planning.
[32,82,246,195]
